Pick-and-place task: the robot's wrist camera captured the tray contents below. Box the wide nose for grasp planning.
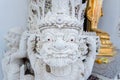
[53,38,67,50]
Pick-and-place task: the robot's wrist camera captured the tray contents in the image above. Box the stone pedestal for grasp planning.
[92,49,120,80]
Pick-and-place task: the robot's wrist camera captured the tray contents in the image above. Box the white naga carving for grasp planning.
[2,0,100,80]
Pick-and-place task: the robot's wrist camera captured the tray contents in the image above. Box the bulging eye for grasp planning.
[64,35,76,42]
[46,37,52,42]
[68,36,76,42]
[70,38,74,42]
[47,38,51,41]
[44,36,54,42]
[42,32,55,42]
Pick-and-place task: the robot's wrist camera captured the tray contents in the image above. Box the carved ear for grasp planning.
[78,37,88,60]
[83,36,100,63]
[27,34,42,53]
[35,35,43,52]
[79,36,98,62]
[27,34,37,54]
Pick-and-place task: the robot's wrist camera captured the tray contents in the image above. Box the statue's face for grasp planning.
[36,29,81,67]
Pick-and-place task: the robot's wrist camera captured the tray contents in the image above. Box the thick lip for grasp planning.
[49,46,69,52]
[36,48,78,59]
[36,52,77,60]
[47,48,75,54]
[47,53,75,58]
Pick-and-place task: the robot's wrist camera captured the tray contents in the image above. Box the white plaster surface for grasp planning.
[98,0,120,49]
[0,0,120,80]
[1,0,99,80]
[0,0,28,79]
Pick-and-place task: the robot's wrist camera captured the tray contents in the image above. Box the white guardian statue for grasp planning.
[2,0,100,80]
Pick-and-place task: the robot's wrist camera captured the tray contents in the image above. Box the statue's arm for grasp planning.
[10,31,30,61]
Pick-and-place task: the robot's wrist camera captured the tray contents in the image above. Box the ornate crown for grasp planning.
[28,0,87,31]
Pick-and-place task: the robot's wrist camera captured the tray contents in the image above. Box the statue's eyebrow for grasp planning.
[44,31,55,36]
[66,32,78,36]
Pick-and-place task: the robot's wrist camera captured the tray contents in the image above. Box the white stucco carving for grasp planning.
[2,0,100,80]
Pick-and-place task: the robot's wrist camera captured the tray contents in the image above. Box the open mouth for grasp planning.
[35,52,77,60]
[36,48,79,61]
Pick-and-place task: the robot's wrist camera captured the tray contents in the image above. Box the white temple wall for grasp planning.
[98,0,120,49]
[0,0,28,79]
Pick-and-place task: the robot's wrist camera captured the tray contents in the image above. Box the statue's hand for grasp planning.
[10,31,30,60]
[19,31,30,56]
[20,65,34,80]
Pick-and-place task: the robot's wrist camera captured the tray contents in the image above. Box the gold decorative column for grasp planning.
[85,0,115,56]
